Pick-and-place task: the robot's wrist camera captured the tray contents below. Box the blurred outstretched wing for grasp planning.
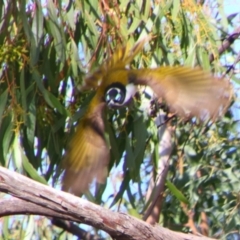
[131,67,231,120]
[62,99,109,195]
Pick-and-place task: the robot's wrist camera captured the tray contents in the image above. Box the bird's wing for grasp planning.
[62,99,109,195]
[130,67,231,120]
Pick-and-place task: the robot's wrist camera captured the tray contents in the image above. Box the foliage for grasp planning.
[0,0,239,239]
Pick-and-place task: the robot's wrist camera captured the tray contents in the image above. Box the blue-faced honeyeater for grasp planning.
[62,38,231,194]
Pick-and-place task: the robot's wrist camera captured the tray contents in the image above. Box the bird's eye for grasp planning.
[106,88,125,103]
[105,83,126,107]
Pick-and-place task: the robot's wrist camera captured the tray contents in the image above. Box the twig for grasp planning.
[209,26,240,63]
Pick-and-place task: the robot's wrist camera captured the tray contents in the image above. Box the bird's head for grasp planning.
[103,70,137,107]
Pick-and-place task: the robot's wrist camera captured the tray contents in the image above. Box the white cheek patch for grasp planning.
[123,83,137,104]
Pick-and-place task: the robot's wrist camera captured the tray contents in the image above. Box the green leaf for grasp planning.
[2,115,14,163]
[20,0,32,42]
[110,171,131,208]
[48,91,67,115]
[2,216,9,239]
[128,17,142,34]
[32,69,67,115]
[184,145,197,157]
[32,2,44,43]
[46,0,66,62]
[106,121,121,167]
[142,0,151,21]
[166,180,188,204]
[12,135,24,171]
[127,185,136,208]
[0,89,8,125]
[172,0,180,21]
[125,136,135,171]
[70,38,81,78]
[184,42,196,67]
[22,153,48,185]
[133,113,147,160]
[197,47,210,71]
[26,98,36,146]
[24,216,34,240]
[12,133,47,184]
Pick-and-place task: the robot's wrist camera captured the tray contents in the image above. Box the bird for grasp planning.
[61,38,231,195]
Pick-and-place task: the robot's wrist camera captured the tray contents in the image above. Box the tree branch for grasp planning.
[209,26,240,63]
[0,198,103,239]
[143,113,173,224]
[0,167,216,240]
[51,218,103,240]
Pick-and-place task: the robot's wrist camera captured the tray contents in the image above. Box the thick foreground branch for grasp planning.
[0,167,215,240]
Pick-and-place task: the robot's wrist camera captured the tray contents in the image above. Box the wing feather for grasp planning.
[130,67,231,120]
[62,98,109,195]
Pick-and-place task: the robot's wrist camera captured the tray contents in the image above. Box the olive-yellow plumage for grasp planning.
[62,38,231,194]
